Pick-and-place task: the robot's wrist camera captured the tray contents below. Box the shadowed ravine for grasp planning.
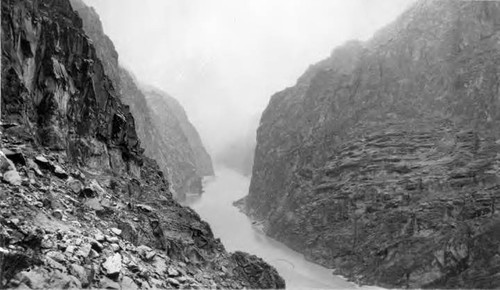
[181,168,382,289]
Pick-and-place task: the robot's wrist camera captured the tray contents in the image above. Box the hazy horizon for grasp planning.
[82,0,416,158]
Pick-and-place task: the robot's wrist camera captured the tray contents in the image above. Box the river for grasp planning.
[181,168,382,289]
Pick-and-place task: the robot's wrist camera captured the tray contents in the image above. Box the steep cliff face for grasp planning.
[1,0,142,176]
[142,87,214,194]
[0,0,283,288]
[68,0,155,154]
[68,0,120,88]
[141,87,214,177]
[244,0,500,288]
[69,0,214,194]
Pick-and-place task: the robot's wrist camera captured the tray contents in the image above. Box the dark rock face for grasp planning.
[68,0,155,157]
[231,251,286,289]
[1,0,142,175]
[244,0,500,288]
[69,0,214,195]
[68,0,120,89]
[0,0,283,288]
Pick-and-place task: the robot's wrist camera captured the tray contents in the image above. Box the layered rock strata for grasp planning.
[242,0,500,288]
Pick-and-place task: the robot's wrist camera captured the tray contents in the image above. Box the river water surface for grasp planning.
[181,168,381,289]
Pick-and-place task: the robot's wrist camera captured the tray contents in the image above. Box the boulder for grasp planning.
[116,221,139,245]
[94,232,106,242]
[15,269,48,288]
[100,276,121,289]
[46,251,66,263]
[166,277,180,287]
[84,198,104,211]
[34,156,53,170]
[121,276,139,290]
[14,267,81,289]
[137,245,155,261]
[110,227,122,236]
[69,263,90,287]
[3,169,22,186]
[44,256,66,272]
[167,266,180,277]
[110,243,121,252]
[67,178,83,194]
[53,165,68,179]
[102,253,122,279]
[75,243,92,258]
[106,235,120,243]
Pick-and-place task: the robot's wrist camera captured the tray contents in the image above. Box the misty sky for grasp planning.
[83,0,415,155]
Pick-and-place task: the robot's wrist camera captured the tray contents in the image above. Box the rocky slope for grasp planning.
[0,0,284,289]
[69,0,214,195]
[241,0,500,288]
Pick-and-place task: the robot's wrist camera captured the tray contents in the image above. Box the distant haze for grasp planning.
[83,0,416,157]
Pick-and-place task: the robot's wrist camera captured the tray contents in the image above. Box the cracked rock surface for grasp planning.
[242,0,500,288]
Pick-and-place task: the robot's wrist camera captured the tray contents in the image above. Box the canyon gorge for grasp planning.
[2,0,500,289]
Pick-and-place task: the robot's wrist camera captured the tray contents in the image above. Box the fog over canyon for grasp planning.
[1,0,500,289]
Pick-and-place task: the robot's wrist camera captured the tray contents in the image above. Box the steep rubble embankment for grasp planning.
[241,0,500,288]
[0,0,284,288]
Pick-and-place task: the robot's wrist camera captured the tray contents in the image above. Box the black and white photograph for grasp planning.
[1,0,500,289]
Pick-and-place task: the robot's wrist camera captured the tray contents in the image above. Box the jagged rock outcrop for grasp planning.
[241,0,500,288]
[69,0,214,195]
[2,0,143,175]
[0,0,283,288]
[68,0,120,89]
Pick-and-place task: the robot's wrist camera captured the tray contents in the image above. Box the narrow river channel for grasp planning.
[181,167,382,289]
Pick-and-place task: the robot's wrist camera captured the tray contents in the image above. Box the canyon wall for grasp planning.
[70,0,214,194]
[243,0,500,288]
[142,86,215,194]
[0,0,283,288]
